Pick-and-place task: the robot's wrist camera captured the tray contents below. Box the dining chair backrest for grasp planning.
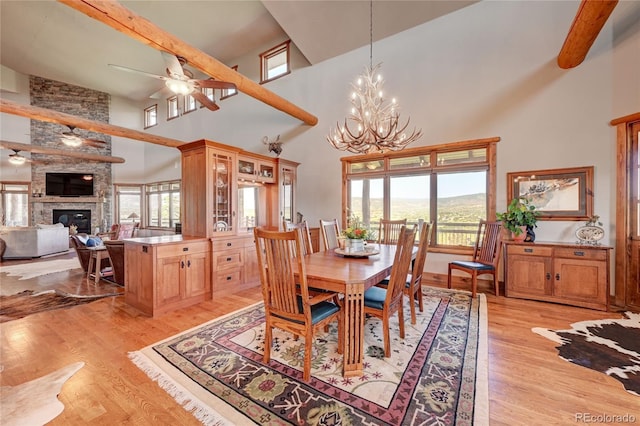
[283,219,314,255]
[377,218,407,245]
[254,228,309,321]
[386,225,418,305]
[473,220,503,268]
[319,218,340,251]
[412,221,433,281]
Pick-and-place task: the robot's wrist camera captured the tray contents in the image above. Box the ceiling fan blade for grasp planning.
[108,64,168,81]
[196,80,237,90]
[161,51,186,79]
[82,139,108,148]
[191,91,219,111]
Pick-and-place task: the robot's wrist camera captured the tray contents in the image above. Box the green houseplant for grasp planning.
[496,196,540,241]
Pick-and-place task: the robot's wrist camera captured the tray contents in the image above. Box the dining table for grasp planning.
[299,243,416,377]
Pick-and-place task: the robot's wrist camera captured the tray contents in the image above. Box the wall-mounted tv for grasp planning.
[45,173,94,197]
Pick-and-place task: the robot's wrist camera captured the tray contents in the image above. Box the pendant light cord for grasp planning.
[369,0,373,69]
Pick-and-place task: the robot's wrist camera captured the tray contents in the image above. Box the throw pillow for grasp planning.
[86,236,103,247]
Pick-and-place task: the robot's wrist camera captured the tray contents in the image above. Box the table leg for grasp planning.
[342,283,365,377]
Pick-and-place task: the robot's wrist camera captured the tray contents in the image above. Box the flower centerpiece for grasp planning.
[342,215,370,252]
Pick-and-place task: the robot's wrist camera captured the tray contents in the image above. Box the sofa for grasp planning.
[0,223,70,259]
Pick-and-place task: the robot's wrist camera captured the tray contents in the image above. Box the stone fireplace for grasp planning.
[28,76,113,231]
[53,209,91,234]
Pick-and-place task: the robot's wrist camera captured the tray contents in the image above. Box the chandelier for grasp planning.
[327,2,421,154]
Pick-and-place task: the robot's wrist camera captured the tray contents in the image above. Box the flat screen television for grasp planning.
[45,173,94,197]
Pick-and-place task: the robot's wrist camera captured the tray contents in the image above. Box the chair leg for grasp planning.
[493,273,499,296]
[447,265,453,289]
[303,329,313,382]
[263,324,272,364]
[383,312,391,358]
[417,283,424,313]
[408,287,417,325]
[398,302,405,340]
[471,272,478,298]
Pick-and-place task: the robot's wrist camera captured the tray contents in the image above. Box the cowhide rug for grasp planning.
[0,362,84,426]
[533,312,640,396]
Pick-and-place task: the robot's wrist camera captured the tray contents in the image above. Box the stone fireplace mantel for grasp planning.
[30,196,105,204]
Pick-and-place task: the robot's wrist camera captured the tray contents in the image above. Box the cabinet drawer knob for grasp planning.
[555,273,560,280]
[226,257,232,262]
[573,251,585,256]
[187,260,191,267]
[226,242,232,247]
[181,261,185,268]
[524,248,533,253]
[226,276,232,281]
[183,247,189,252]
[546,273,551,280]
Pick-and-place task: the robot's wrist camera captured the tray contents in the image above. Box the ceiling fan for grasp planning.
[109,52,237,111]
[7,149,42,165]
[60,125,107,148]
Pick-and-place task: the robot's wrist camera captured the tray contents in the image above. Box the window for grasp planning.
[221,65,238,100]
[260,40,290,83]
[184,93,197,113]
[167,96,179,120]
[201,86,215,107]
[114,184,142,225]
[144,105,157,129]
[146,180,180,228]
[0,182,30,226]
[342,138,498,252]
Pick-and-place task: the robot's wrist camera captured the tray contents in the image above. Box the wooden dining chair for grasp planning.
[376,221,433,324]
[363,225,417,358]
[447,220,503,297]
[377,218,407,245]
[319,218,340,251]
[284,220,314,255]
[254,227,342,382]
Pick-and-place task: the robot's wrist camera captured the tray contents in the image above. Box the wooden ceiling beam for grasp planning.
[58,0,319,126]
[0,99,185,148]
[557,0,618,69]
[0,140,125,163]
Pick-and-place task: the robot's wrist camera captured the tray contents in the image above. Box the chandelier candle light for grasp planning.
[327,1,422,154]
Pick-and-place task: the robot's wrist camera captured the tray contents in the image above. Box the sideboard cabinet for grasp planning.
[504,242,611,311]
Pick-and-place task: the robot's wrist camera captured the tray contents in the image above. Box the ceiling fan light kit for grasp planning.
[8,153,27,165]
[165,79,194,95]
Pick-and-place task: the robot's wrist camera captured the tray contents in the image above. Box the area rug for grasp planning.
[0,258,80,280]
[533,311,640,397]
[0,289,121,322]
[0,361,84,426]
[129,287,488,425]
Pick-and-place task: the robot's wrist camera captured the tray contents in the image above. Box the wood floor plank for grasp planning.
[1,255,637,424]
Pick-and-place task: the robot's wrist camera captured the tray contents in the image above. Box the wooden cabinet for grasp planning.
[504,242,611,311]
[238,154,275,184]
[178,139,298,296]
[211,235,259,295]
[124,236,211,317]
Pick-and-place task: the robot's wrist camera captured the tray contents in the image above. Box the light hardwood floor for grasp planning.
[0,255,637,425]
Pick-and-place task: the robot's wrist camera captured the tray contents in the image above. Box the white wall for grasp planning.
[0,67,31,181]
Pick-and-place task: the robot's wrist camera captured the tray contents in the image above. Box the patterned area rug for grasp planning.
[0,290,121,322]
[533,312,640,397]
[129,287,488,425]
[0,258,80,280]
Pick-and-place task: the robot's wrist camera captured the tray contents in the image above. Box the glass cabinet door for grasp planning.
[281,166,294,225]
[212,152,233,233]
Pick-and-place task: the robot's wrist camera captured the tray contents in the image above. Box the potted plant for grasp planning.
[496,196,540,241]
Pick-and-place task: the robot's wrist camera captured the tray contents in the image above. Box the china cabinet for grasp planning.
[504,241,611,311]
[238,153,275,184]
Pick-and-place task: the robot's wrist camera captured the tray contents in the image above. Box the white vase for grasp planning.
[348,239,364,252]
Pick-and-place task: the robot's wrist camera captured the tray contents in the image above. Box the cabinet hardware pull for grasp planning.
[524,248,533,253]
[546,273,551,280]
[183,247,188,252]
[226,276,232,280]
[226,242,232,247]
[187,260,191,267]
[573,251,584,256]
[555,273,560,280]
[181,261,185,268]
[226,257,232,261]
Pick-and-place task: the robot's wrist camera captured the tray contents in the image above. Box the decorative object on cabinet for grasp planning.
[575,215,605,245]
[507,166,594,220]
[504,241,611,311]
[496,197,540,241]
[262,134,283,157]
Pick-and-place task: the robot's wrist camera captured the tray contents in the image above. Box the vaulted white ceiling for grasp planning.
[0,1,476,102]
